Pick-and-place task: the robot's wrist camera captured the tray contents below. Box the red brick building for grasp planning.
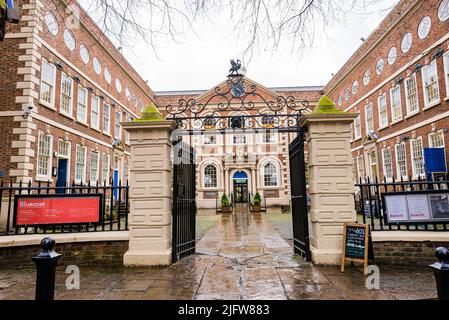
[325,0,449,183]
[0,0,155,189]
[155,81,323,208]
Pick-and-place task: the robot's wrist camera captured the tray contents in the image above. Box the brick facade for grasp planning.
[325,0,449,182]
[0,0,155,186]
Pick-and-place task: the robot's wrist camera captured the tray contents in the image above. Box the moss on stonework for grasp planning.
[133,103,164,122]
[312,95,347,115]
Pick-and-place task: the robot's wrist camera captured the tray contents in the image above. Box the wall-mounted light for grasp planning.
[54,62,64,71]
[99,95,105,100]
[73,76,81,83]
[396,76,404,85]
[87,87,94,93]
[442,128,449,134]
[402,134,410,142]
[414,64,423,73]
[434,48,444,59]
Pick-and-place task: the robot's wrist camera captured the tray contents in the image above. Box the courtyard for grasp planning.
[0,206,437,300]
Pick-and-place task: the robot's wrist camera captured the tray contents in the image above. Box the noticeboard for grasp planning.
[383,191,449,224]
[14,194,102,227]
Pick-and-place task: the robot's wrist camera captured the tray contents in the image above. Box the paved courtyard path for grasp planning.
[0,204,437,300]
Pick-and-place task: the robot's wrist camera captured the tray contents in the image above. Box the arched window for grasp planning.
[204,165,217,188]
[263,162,278,186]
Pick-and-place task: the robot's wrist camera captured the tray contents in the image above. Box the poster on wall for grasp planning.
[429,194,449,220]
[407,195,431,221]
[14,194,102,226]
[384,195,408,222]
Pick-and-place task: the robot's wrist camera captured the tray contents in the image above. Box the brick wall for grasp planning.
[0,241,128,268]
[374,241,449,266]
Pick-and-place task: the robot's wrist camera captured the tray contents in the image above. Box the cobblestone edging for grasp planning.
[0,240,129,268]
[373,241,449,266]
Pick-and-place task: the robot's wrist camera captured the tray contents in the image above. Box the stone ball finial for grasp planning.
[436,247,449,263]
[40,237,56,252]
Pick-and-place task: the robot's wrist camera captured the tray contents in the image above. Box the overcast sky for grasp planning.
[87,1,398,92]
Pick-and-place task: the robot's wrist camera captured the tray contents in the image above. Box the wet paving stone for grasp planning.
[0,204,440,300]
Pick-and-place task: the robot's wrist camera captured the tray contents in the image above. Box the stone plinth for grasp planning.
[300,101,357,265]
[122,120,176,266]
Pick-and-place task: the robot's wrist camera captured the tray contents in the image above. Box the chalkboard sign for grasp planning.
[341,223,373,275]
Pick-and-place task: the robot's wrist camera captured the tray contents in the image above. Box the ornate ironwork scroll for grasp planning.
[165,76,309,134]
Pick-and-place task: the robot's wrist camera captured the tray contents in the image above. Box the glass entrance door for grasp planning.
[234,181,248,203]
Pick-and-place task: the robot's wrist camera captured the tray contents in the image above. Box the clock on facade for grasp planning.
[439,0,449,22]
[231,81,246,98]
[418,16,432,39]
[401,32,413,53]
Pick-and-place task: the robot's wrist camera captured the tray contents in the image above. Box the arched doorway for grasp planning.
[233,171,249,203]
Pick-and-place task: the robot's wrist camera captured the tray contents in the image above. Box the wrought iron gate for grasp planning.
[289,131,311,260]
[172,141,197,263]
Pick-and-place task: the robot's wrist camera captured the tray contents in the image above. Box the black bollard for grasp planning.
[32,237,61,301]
[429,247,449,300]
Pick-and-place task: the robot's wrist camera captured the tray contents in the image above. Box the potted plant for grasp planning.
[252,192,262,212]
[221,193,231,214]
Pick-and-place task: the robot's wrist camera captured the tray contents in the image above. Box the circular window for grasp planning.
[139,100,144,112]
[438,0,449,22]
[401,32,413,53]
[93,57,102,75]
[116,79,122,93]
[387,47,397,65]
[104,68,112,84]
[363,71,371,86]
[132,96,138,107]
[44,12,59,36]
[126,88,131,101]
[344,88,350,101]
[79,45,90,64]
[352,81,359,95]
[338,96,343,107]
[64,29,76,51]
[376,58,385,75]
[418,16,432,39]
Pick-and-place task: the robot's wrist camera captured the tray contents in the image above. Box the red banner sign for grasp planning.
[15,195,102,226]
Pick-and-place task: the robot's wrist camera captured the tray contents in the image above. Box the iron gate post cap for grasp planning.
[429,247,449,271]
[32,237,61,261]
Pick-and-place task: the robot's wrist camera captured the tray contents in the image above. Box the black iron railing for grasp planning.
[0,179,129,236]
[355,176,449,231]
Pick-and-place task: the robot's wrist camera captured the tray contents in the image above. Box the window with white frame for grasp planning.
[77,86,88,124]
[91,96,100,130]
[429,131,445,148]
[263,131,276,143]
[404,74,419,115]
[357,156,365,181]
[203,134,216,145]
[233,133,246,144]
[204,164,217,188]
[58,139,70,159]
[37,133,53,179]
[411,137,425,178]
[395,143,408,178]
[378,94,388,128]
[382,148,393,180]
[125,130,130,145]
[123,162,129,183]
[89,151,99,184]
[422,60,440,107]
[103,103,110,134]
[60,73,73,116]
[354,115,362,139]
[114,111,122,140]
[40,60,56,107]
[101,153,110,184]
[365,103,374,133]
[75,145,87,182]
[390,86,402,122]
[444,51,449,97]
[264,162,278,186]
